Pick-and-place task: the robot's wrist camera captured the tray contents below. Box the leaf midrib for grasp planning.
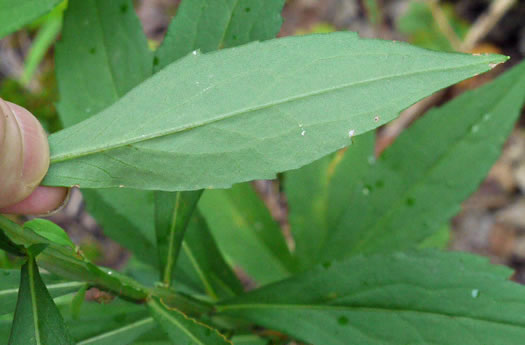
[163,192,182,286]
[216,303,525,330]
[149,299,206,345]
[28,259,42,345]
[50,61,493,163]
[76,317,154,345]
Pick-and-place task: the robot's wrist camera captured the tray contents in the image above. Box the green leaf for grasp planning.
[200,183,295,284]
[0,269,84,316]
[155,191,203,286]
[147,297,231,345]
[0,231,24,256]
[62,299,151,343]
[0,298,154,345]
[56,0,152,127]
[54,0,157,268]
[43,33,505,190]
[178,211,243,299]
[0,0,62,38]
[154,0,285,71]
[23,219,75,249]
[81,189,158,268]
[8,258,74,345]
[218,250,525,345]
[20,9,63,86]
[318,59,525,262]
[397,1,468,52]
[76,318,155,345]
[70,284,88,320]
[285,132,375,270]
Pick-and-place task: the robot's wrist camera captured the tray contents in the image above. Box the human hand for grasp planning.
[0,98,68,214]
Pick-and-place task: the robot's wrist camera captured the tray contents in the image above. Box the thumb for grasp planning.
[0,98,51,208]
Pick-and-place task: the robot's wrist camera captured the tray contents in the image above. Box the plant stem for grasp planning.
[428,0,462,51]
[0,215,212,314]
[461,0,517,52]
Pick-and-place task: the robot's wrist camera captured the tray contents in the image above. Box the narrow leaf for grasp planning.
[70,284,88,320]
[62,299,150,343]
[76,317,154,345]
[155,190,203,286]
[285,132,375,269]
[200,183,295,284]
[23,219,75,249]
[0,231,24,256]
[319,59,525,262]
[148,297,231,345]
[0,0,62,38]
[8,258,74,345]
[154,0,285,70]
[20,9,62,86]
[81,189,158,268]
[56,0,152,127]
[0,269,83,316]
[43,33,505,190]
[179,212,243,299]
[218,250,525,345]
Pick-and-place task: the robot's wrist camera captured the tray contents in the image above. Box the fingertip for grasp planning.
[0,187,69,215]
[6,101,50,189]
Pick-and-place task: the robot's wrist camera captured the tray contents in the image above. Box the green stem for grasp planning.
[0,215,211,314]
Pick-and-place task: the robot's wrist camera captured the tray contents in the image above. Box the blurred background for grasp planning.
[1,0,525,282]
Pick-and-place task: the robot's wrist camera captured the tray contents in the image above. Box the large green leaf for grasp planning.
[317,59,525,262]
[148,298,231,345]
[285,132,375,270]
[8,259,74,345]
[218,250,525,345]
[200,183,295,284]
[43,33,505,190]
[0,0,62,38]
[0,269,83,316]
[154,0,285,71]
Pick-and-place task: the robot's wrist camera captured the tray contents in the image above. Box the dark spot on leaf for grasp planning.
[322,262,332,269]
[232,35,238,40]
[245,7,251,12]
[205,328,212,336]
[338,316,349,325]
[89,47,96,55]
[405,197,415,207]
[375,180,384,188]
[2,271,10,276]
[120,3,128,13]
[153,56,159,66]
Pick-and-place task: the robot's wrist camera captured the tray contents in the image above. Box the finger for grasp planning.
[0,186,69,215]
[0,99,63,210]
